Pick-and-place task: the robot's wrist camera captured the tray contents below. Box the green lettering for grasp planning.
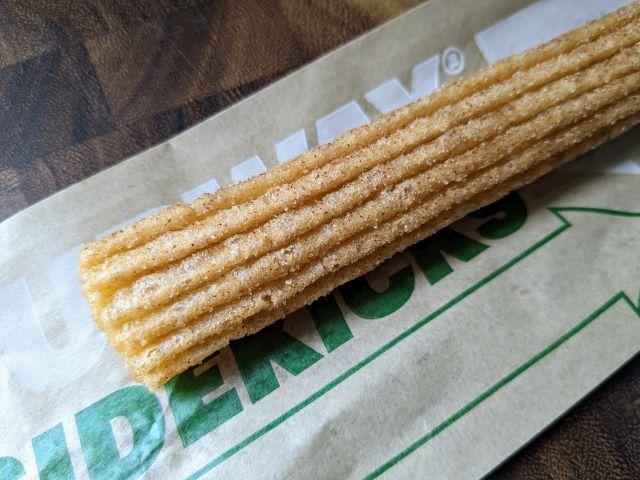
[231,321,323,403]
[0,457,25,480]
[410,228,488,285]
[471,192,527,239]
[32,424,75,480]
[307,294,353,352]
[340,264,414,319]
[75,386,164,480]
[166,358,243,447]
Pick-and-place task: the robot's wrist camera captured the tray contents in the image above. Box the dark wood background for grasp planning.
[1,1,638,477]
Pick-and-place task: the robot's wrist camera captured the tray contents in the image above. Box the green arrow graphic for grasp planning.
[364,206,640,478]
[186,206,640,480]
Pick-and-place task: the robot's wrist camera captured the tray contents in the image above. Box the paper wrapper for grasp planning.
[1,0,639,478]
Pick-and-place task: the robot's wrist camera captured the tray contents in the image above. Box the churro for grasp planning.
[78,2,640,389]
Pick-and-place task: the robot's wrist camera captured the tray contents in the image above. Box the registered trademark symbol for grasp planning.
[442,46,465,76]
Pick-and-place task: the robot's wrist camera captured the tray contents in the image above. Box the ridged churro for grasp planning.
[78,2,640,389]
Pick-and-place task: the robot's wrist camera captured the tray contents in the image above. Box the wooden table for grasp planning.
[1,1,638,477]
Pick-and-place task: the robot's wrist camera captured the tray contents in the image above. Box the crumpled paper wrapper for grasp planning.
[1,0,639,478]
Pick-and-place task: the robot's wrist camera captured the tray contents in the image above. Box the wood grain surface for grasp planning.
[1,1,638,477]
